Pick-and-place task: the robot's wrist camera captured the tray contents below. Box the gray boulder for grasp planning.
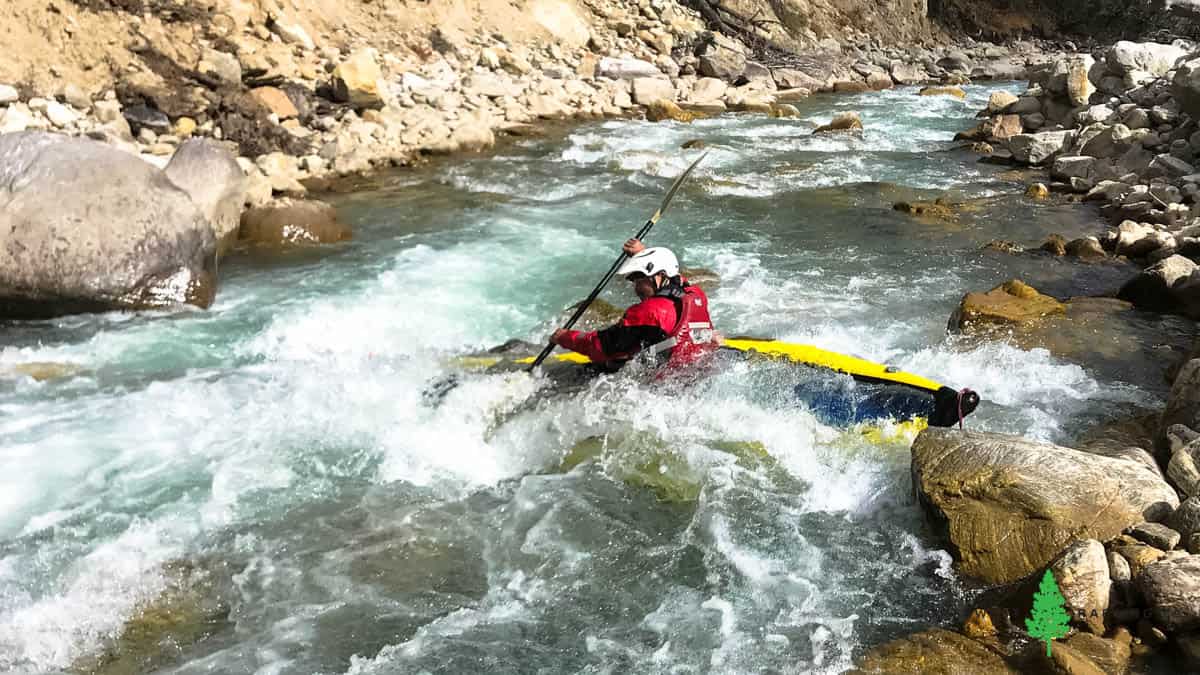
[1175,58,1200,119]
[0,131,217,318]
[596,57,660,81]
[911,429,1178,584]
[1117,255,1200,317]
[697,34,746,82]
[1138,555,1200,631]
[164,139,246,254]
[1009,131,1076,166]
[1108,41,1187,79]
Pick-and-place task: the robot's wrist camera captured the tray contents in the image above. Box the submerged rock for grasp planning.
[892,198,957,221]
[645,99,694,123]
[911,428,1178,583]
[813,111,862,134]
[73,559,232,675]
[4,361,86,381]
[849,628,1016,674]
[918,86,966,99]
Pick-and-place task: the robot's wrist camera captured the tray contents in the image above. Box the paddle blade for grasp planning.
[649,151,708,224]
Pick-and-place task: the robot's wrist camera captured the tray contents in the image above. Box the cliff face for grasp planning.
[929,0,1194,42]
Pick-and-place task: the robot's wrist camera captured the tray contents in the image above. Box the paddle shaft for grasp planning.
[528,216,657,370]
[528,152,706,372]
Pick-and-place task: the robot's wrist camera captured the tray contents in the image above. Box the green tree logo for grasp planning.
[1026,569,1071,655]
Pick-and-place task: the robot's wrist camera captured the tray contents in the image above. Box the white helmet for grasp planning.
[617,247,679,279]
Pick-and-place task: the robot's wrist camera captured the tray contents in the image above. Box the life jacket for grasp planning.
[644,283,717,365]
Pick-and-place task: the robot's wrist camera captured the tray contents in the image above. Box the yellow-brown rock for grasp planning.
[962,609,997,639]
[645,99,694,123]
[951,280,1066,329]
[1026,183,1050,199]
[920,86,966,99]
[849,629,1016,675]
[239,198,352,246]
[813,111,863,134]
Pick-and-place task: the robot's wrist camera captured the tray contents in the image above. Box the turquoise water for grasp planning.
[0,84,1161,673]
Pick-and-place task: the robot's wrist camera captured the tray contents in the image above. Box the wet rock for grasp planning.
[982,240,1023,254]
[72,559,231,675]
[1040,234,1067,256]
[893,199,956,221]
[918,86,966,99]
[681,139,707,149]
[164,139,246,254]
[1065,237,1106,260]
[962,608,996,639]
[239,198,351,246]
[1010,131,1076,166]
[1131,522,1182,550]
[1138,555,1200,630]
[848,629,1016,675]
[333,49,384,109]
[950,280,1064,330]
[1050,539,1111,634]
[0,132,217,318]
[834,80,871,94]
[769,103,799,118]
[813,111,862,134]
[956,115,1021,143]
[1026,182,1050,199]
[645,100,693,123]
[5,362,85,381]
[1117,254,1200,318]
[911,428,1178,583]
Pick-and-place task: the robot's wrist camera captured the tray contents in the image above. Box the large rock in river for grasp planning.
[0,131,217,318]
[948,280,1064,330]
[164,139,245,254]
[911,428,1179,583]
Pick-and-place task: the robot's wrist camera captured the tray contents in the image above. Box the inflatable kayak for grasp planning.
[448,337,980,429]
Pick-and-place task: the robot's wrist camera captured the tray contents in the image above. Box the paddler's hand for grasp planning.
[550,328,568,345]
[623,238,645,255]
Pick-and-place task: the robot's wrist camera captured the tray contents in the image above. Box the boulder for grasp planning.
[248,87,298,120]
[1055,631,1132,675]
[698,34,746,81]
[690,77,727,103]
[987,91,1019,114]
[631,77,674,105]
[1130,522,1182,550]
[1050,539,1111,634]
[1138,555,1200,631]
[889,62,925,85]
[1008,96,1041,114]
[1009,131,1076,166]
[772,68,824,91]
[197,48,242,87]
[164,139,246,254]
[1109,41,1187,79]
[1175,58,1200,120]
[949,280,1064,329]
[918,86,966,99]
[333,49,384,109]
[911,428,1179,583]
[1164,362,1200,444]
[0,131,217,317]
[596,57,660,81]
[813,111,862,134]
[1172,440,1200,498]
[848,629,1016,675]
[1052,156,1096,181]
[1066,55,1096,107]
[1117,254,1200,317]
[239,198,351,246]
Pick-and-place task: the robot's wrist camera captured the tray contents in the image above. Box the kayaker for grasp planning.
[550,238,718,369]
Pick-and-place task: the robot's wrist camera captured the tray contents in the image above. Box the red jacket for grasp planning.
[556,279,716,367]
